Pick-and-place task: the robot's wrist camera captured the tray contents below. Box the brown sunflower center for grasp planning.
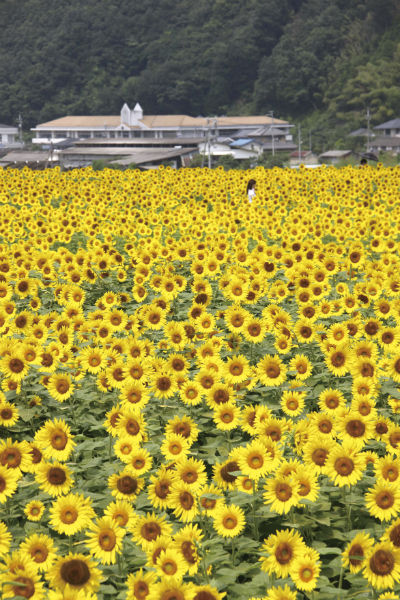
[1,447,21,468]
[61,507,78,524]
[51,430,68,450]
[141,522,161,541]
[334,457,354,476]
[12,576,35,598]
[222,515,237,529]
[60,558,91,586]
[117,475,138,495]
[311,448,328,466]
[369,549,395,576]
[220,460,239,483]
[99,529,116,551]
[275,542,293,564]
[376,490,394,509]
[346,420,365,438]
[348,543,364,566]
[48,467,67,485]
[275,482,292,501]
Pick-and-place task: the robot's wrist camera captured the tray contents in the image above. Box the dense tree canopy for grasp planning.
[0,0,399,132]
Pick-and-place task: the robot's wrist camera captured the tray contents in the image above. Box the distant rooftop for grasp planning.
[374,118,400,130]
[34,104,289,130]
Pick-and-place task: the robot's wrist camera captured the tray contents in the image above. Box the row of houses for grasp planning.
[1,105,400,169]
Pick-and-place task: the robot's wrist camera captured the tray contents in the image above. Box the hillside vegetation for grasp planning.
[0,0,399,138]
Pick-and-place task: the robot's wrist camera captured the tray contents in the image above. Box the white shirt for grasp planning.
[248,189,256,203]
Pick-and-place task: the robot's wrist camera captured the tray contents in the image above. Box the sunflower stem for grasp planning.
[337,566,344,598]
[231,536,236,567]
[252,480,259,540]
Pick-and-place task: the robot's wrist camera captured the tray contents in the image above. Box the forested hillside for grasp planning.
[0,0,399,135]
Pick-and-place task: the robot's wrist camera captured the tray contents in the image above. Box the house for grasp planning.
[31,103,292,145]
[198,137,259,161]
[289,150,319,167]
[58,145,197,169]
[0,123,22,148]
[374,118,400,137]
[319,150,353,164]
[369,136,400,155]
[0,151,58,168]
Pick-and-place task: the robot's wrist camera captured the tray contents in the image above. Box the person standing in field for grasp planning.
[247,179,256,203]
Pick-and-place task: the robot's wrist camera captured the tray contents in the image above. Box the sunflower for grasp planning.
[302,435,336,475]
[375,456,400,484]
[85,516,125,565]
[49,493,95,536]
[169,482,199,523]
[263,476,301,514]
[47,373,75,402]
[164,322,189,351]
[116,408,147,443]
[104,499,136,529]
[389,354,400,384]
[0,566,44,600]
[213,504,245,538]
[34,418,75,462]
[174,457,207,492]
[325,441,364,487]
[0,351,30,382]
[0,520,11,558]
[363,541,400,590]
[264,585,297,600]
[223,354,252,385]
[259,528,306,578]
[213,402,241,431]
[318,387,347,414]
[127,448,153,476]
[179,381,203,407]
[155,548,188,581]
[161,433,190,461]
[0,437,31,472]
[324,343,353,377]
[150,371,178,400]
[224,304,250,334]
[79,346,108,374]
[294,318,316,344]
[281,389,305,417]
[147,579,195,600]
[114,436,140,463]
[256,354,287,387]
[126,568,157,600]
[198,484,224,516]
[165,415,199,445]
[108,468,144,502]
[148,467,176,510]
[338,410,374,448]
[342,532,374,573]
[0,400,19,427]
[49,552,102,595]
[238,440,271,481]
[365,481,400,521]
[24,500,45,522]
[35,462,74,497]
[290,547,321,592]
[173,523,203,576]
[19,533,57,572]
[130,512,173,550]
[242,317,266,343]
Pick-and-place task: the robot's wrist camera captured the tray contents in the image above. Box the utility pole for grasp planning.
[16,113,23,145]
[268,111,275,156]
[298,124,302,159]
[366,107,371,152]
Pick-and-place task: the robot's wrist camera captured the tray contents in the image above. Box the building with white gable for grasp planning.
[31,103,292,145]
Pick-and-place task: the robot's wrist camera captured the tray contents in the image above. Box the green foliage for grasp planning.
[0,0,399,136]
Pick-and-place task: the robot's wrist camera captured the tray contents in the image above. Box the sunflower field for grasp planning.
[0,163,400,600]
